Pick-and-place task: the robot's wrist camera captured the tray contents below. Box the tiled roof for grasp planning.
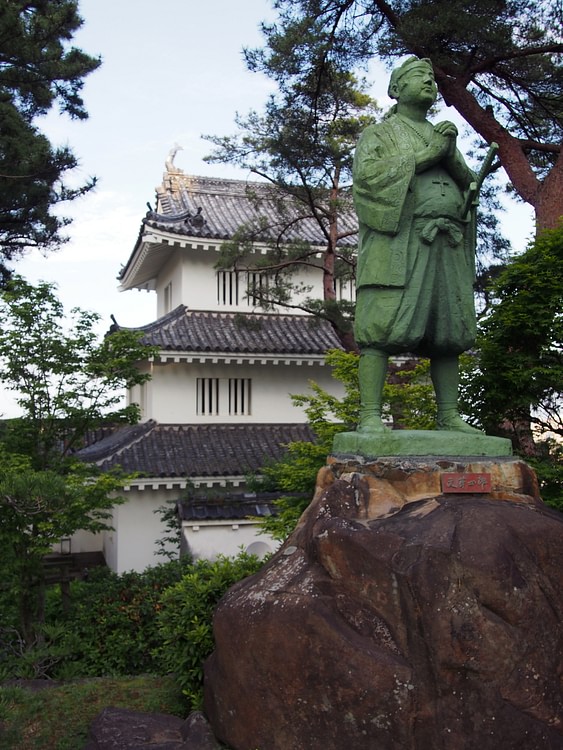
[118,171,358,291]
[178,491,285,521]
[136,306,343,355]
[77,421,316,478]
[145,172,358,248]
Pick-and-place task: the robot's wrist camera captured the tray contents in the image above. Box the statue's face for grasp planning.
[396,65,437,108]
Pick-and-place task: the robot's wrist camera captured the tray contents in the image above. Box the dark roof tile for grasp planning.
[77,421,316,478]
[135,306,343,355]
[178,493,283,521]
[147,174,358,248]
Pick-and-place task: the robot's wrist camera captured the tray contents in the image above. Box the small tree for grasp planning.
[0,461,129,646]
[0,276,156,470]
[0,1,100,281]
[461,224,563,461]
[0,276,157,645]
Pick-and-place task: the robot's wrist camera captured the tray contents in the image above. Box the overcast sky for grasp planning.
[18,0,281,329]
[1,0,534,417]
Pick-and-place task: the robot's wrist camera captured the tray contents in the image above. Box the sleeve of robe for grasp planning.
[352,119,416,288]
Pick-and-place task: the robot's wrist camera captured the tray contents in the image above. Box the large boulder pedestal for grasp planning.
[204,455,563,750]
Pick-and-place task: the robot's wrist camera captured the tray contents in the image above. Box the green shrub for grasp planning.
[1,552,265,695]
[0,559,190,680]
[53,561,191,678]
[156,551,265,709]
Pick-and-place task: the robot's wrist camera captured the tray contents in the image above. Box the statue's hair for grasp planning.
[388,57,433,99]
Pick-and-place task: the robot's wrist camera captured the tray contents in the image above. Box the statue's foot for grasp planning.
[358,415,390,433]
[437,413,483,434]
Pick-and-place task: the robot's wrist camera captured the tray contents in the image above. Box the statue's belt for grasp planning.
[419,218,463,247]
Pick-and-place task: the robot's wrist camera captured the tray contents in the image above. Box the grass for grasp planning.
[0,674,187,750]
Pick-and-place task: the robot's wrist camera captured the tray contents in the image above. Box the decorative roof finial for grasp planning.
[165,143,184,173]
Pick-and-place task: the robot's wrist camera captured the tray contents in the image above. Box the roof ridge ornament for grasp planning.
[165,143,184,173]
[184,206,206,229]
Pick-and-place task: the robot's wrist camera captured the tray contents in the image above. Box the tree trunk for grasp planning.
[323,178,359,353]
[323,182,339,304]
[536,150,563,232]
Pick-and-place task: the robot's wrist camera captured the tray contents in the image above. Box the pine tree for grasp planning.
[0,0,100,282]
[262,0,562,232]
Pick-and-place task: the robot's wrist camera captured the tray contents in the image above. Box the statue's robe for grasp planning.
[353,114,477,357]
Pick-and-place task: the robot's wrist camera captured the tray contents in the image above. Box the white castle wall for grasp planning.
[154,245,331,315]
[139,360,343,424]
[69,485,279,574]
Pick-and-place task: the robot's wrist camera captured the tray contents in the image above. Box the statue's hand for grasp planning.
[414,120,458,173]
[431,120,457,160]
[434,121,458,158]
[434,120,458,138]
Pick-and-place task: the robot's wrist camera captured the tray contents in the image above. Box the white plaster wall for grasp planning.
[155,249,183,317]
[147,360,345,424]
[101,487,178,574]
[102,506,118,572]
[128,362,153,421]
[250,363,344,422]
[66,529,104,555]
[182,521,279,561]
[180,248,218,310]
[148,362,196,423]
[155,246,327,314]
[69,487,280,574]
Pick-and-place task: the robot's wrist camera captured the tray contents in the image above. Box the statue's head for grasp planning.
[387,57,435,101]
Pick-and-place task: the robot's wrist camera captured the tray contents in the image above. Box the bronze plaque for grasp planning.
[441,472,492,493]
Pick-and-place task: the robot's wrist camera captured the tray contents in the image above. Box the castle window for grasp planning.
[217,271,240,306]
[196,378,252,417]
[163,281,173,313]
[246,272,270,307]
[196,378,219,416]
[334,277,356,302]
[228,378,252,416]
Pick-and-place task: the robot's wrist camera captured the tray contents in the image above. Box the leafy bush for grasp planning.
[156,551,265,709]
[1,551,266,700]
[0,559,190,681]
[54,561,191,678]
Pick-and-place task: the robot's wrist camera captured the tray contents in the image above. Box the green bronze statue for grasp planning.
[353,56,482,434]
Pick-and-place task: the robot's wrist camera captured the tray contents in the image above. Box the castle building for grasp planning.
[76,155,357,573]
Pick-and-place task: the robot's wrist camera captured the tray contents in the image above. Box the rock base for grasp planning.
[83,708,220,750]
[323,454,541,516]
[204,456,563,750]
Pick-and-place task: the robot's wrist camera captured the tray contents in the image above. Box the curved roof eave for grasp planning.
[117,172,358,291]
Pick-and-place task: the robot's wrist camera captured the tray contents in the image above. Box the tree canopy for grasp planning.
[461,223,563,452]
[0,276,156,470]
[254,0,562,230]
[0,0,100,283]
